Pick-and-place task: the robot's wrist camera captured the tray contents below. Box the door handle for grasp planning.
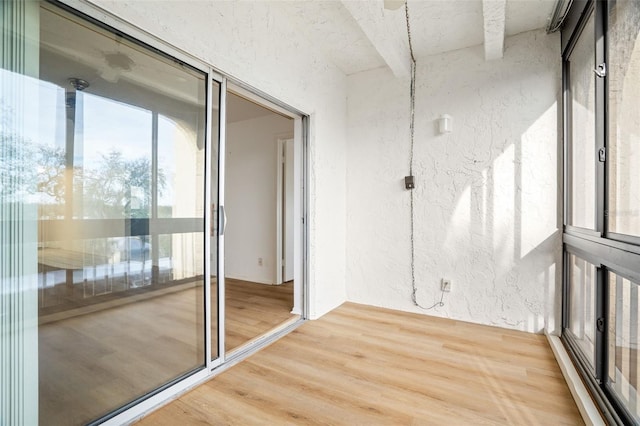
[219,205,227,236]
[211,204,217,236]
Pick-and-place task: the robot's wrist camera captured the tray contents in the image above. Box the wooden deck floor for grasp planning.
[138,302,584,425]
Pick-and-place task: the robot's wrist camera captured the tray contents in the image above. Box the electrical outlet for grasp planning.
[258,257,263,266]
[441,278,451,292]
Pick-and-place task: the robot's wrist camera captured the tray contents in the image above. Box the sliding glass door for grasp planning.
[37,4,215,423]
[2,1,305,424]
[2,2,221,424]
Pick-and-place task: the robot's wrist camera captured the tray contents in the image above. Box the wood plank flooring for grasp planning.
[39,279,294,426]
[138,302,584,426]
[224,278,295,353]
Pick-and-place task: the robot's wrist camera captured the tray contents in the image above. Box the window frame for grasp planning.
[561,1,640,424]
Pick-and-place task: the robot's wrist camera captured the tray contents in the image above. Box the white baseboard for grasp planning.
[546,333,605,426]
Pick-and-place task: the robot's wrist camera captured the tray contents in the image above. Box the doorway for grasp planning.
[213,88,303,357]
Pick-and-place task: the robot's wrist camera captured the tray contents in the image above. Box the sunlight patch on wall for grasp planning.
[444,185,471,252]
[521,103,558,259]
[493,143,515,269]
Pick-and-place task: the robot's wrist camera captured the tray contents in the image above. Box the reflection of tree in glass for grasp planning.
[3,107,167,221]
[0,130,38,202]
[37,145,66,198]
[1,102,38,203]
[82,150,166,219]
[36,145,66,218]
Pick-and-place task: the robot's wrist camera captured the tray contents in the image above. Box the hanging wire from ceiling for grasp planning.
[404,0,445,311]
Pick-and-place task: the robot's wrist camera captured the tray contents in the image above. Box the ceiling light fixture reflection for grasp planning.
[66,78,90,108]
[68,77,90,91]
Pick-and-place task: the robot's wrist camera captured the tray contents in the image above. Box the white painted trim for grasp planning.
[276,135,295,286]
[276,138,285,285]
[546,333,605,426]
[283,138,295,283]
[101,368,212,426]
[292,117,304,316]
[227,83,300,120]
[225,315,301,359]
[204,70,215,367]
[217,77,228,363]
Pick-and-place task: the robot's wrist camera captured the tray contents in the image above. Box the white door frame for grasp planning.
[276,136,294,285]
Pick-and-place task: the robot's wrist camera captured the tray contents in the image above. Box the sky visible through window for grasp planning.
[28,77,178,215]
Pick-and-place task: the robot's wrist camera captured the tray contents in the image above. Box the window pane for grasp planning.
[607,0,640,237]
[608,272,640,422]
[569,254,597,366]
[569,14,597,230]
[36,3,207,424]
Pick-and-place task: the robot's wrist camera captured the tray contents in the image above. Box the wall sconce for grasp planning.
[438,114,452,134]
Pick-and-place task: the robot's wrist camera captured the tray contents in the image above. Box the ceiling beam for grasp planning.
[341,0,410,78]
[482,0,506,61]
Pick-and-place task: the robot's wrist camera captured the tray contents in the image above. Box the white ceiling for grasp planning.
[227,92,282,123]
[40,0,557,119]
[278,0,556,76]
[279,1,387,75]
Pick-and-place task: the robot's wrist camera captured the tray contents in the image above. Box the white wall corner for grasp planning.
[341,0,411,79]
[482,0,506,61]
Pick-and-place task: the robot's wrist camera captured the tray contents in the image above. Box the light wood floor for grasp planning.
[138,302,584,425]
[224,278,295,353]
[39,279,294,426]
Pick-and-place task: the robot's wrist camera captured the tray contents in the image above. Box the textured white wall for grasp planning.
[89,0,349,318]
[224,114,292,284]
[346,30,562,333]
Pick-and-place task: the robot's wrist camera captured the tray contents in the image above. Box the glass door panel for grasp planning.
[36,3,208,424]
[223,91,296,355]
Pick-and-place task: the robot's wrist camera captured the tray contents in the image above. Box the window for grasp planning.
[608,272,640,423]
[562,1,640,423]
[568,254,597,367]
[607,0,640,239]
[568,14,597,231]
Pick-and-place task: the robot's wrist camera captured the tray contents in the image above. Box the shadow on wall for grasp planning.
[346,30,563,334]
[413,39,562,333]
